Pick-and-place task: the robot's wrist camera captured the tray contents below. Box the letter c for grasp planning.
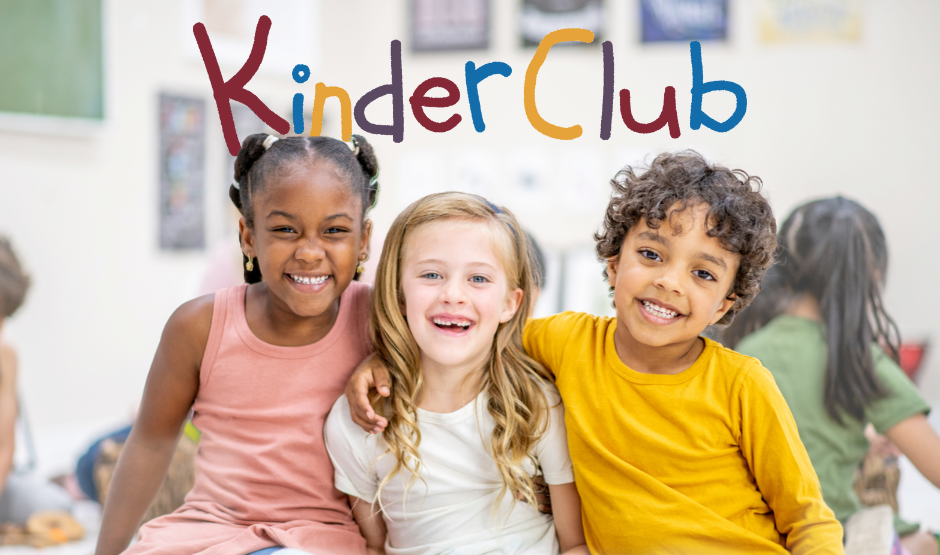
[524,28,595,140]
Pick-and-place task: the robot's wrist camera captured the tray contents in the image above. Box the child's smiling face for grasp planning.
[399,219,523,377]
[240,160,371,319]
[607,203,738,356]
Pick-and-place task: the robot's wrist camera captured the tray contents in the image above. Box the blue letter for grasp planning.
[292,93,304,134]
[690,41,746,132]
[465,61,512,132]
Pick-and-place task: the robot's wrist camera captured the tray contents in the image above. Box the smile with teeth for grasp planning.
[432,317,473,331]
[290,274,329,285]
[641,300,680,319]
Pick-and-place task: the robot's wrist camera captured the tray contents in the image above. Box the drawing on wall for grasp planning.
[412,0,489,52]
[159,94,206,250]
[759,0,862,43]
[640,0,729,43]
[520,0,603,47]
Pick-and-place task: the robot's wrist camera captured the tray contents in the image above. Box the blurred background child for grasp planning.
[727,197,940,555]
[0,237,72,523]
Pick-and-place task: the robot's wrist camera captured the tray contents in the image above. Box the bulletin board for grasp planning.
[0,0,104,121]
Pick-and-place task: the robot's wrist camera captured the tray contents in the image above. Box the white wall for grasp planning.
[1,0,938,435]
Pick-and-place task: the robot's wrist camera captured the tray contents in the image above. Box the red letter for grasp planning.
[409,78,462,133]
[193,16,289,156]
[619,87,680,139]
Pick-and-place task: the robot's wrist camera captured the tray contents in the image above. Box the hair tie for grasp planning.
[262,135,279,150]
[348,136,360,156]
[231,181,240,190]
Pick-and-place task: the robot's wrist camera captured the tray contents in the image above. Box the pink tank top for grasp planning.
[128,282,371,555]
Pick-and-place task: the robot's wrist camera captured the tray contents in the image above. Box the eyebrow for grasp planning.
[638,231,667,245]
[697,253,727,270]
[416,259,497,271]
[637,230,728,270]
[266,211,353,222]
[267,210,296,220]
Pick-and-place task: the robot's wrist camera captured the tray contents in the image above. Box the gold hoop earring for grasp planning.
[246,257,254,272]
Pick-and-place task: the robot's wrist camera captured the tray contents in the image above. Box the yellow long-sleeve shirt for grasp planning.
[524,312,843,555]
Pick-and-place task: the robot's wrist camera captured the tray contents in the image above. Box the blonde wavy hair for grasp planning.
[370,192,553,510]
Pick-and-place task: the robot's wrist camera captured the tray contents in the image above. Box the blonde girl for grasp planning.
[325,193,587,555]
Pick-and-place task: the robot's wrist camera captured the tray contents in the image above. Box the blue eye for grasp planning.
[470,275,489,283]
[640,249,661,261]
[422,272,441,280]
[694,270,716,281]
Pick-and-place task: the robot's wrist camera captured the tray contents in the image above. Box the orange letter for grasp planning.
[310,83,352,140]
[524,28,594,140]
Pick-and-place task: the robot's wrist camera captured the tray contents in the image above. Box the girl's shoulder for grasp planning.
[160,292,217,363]
[169,292,216,332]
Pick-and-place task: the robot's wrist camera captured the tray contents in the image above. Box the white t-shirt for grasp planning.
[324,388,574,555]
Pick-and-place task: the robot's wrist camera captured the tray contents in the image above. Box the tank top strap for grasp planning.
[347,281,372,354]
[198,284,244,386]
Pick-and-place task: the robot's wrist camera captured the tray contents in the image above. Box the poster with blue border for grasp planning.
[641,0,729,43]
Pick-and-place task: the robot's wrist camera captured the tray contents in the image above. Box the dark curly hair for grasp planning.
[594,151,777,326]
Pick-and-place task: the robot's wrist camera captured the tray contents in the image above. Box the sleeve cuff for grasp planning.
[333,473,374,501]
[541,469,575,485]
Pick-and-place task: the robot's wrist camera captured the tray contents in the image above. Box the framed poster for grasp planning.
[640,0,729,43]
[759,0,863,43]
[0,0,104,133]
[412,0,489,52]
[159,94,206,250]
[520,0,603,47]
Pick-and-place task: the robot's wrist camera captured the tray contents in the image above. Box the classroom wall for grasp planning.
[1,0,938,433]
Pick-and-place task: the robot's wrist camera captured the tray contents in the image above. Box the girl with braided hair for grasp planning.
[97,134,380,555]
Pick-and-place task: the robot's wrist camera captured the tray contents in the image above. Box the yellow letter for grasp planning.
[310,83,352,140]
[524,28,594,140]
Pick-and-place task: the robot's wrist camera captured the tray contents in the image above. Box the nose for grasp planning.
[439,276,468,306]
[653,263,684,295]
[295,235,326,264]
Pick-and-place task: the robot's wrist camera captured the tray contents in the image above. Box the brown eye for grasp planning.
[694,270,716,281]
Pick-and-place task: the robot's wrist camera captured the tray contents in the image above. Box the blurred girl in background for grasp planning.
[727,197,940,555]
[0,237,73,524]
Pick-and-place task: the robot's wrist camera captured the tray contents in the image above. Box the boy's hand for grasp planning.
[345,353,391,434]
[515,474,552,514]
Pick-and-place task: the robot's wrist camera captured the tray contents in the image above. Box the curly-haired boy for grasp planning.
[348,152,844,554]
[523,151,842,554]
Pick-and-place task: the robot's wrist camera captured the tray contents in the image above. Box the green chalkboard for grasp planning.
[0,0,104,120]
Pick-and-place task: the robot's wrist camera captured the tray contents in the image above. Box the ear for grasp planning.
[499,288,525,323]
[710,293,737,326]
[360,219,374,261]
[606,256,620,285]
[238,217,255,259]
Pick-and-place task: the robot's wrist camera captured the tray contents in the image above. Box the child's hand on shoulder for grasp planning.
[345,353,391,434]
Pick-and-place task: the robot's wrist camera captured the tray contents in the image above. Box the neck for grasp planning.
[613,327,705,375]
[418,355,486,413]
[784,293,822,322]
[247,282,341,346]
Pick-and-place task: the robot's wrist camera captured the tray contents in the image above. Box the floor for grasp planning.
[4,403,939,554]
